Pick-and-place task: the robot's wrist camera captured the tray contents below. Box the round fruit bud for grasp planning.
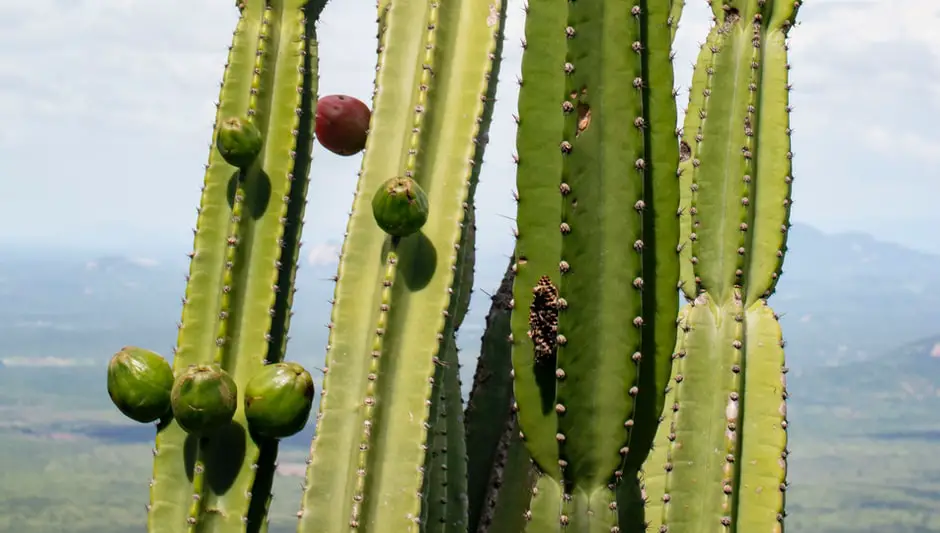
[216,116,263,169]
[106,346,174,423]
[315,94,371,156]
[244,362,315,439]
[371,177,429,238]
[170,365,238,436]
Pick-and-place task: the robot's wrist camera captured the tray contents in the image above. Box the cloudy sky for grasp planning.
[1,0,938,265]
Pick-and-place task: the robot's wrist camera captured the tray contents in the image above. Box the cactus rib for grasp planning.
[297,0,504,529]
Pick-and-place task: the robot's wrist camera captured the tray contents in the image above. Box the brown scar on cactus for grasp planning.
[528,275,560,363]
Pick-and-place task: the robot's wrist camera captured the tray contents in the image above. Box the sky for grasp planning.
[1,0,939,264]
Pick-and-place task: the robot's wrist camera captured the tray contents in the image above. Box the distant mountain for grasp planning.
[1,222,937,373]
[789,333,940,436]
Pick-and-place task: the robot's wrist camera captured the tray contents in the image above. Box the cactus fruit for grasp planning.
[315,94,371,156]
[243,361,315,439]
[370,176,430,237]
[106,346,174,424]
[215,116,263,169]
[169,364,238,436]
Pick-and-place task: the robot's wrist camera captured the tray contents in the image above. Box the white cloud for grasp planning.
[307,242,341,267]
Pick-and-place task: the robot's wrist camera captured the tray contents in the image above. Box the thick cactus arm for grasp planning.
[660,293,744,532]
[688,11,758,303]
[689,0,802,306]
[149,2,317,532]
[736,300,788,531]
[657,295,789,533]
[509,0,568,479]
[742,0,800,304]
[465,259,516,532]
[677,31,721,299]
[478,420,537,533]
[423,331,469,533]
[512,0,681,526]
[297,0,503,530]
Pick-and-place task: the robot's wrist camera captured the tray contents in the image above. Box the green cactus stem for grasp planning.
[465,259,515,532]
[655,294,788,533]
[295,0,504,529]
[144,1,320,531]
[510,0,681,527]
[475,418,537,533]
[423,330,470,532]
[686,0,800,306]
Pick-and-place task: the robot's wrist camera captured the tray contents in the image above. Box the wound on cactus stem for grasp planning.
[371,176,430,238]
[528,276,559,363]
[315,94,371,156]
[170,364,238,436]
[244,362,316,439]
[106,346,173,423]
[216,116,263,169]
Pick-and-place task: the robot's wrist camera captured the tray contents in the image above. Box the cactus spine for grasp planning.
[642,1,802,532]
[295,0,504,530]
[509,0,681,528]
[144,1,320,532]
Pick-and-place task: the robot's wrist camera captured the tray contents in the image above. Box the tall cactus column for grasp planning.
[140,1,321,532]
[295,0,504,530]
[643,1,801,532]
[509,0,681,529]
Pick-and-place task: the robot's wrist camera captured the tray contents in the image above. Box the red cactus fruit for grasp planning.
[315,94,371,156]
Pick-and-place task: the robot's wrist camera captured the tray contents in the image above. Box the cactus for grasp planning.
[295,0,505,530]
[105,0,323,530]
[640,1,802,532]
[508,0,682,528]
[104,0,809,530]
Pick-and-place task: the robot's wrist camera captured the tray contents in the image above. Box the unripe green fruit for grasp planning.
[170,365,238,436]
[106,346,174,423]
[244,362,315,439]
[216,116,263,169]
[371,177,429,238]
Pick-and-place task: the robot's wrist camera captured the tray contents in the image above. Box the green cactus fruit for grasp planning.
[371,176,429,238]
[315,94,371,156]
[244,362,315,439]
[170,364,238,436]
[106,346,174,423]
[215,116,263,169]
